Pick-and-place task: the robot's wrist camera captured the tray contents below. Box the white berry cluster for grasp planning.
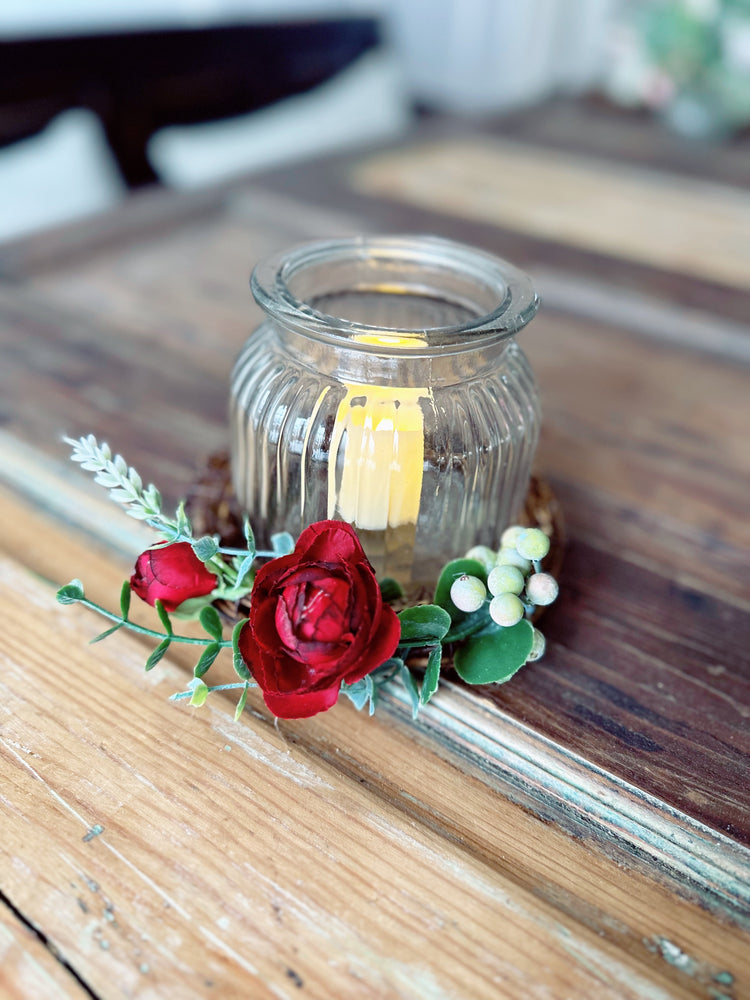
[449,525,558,662]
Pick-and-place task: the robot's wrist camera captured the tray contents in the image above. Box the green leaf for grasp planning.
[399,664,421,720]
[89,622,124,644]
[145,638,171,672]
[453,619,534,685]
[398,605,451,644]
[189,679,209,707]
[242,515,256,555]
[192,535,219,561]
[341,674,375,712]
[420,645,442,705]
[155,599,174,635]
[271,531,295,556]
[194,641,221,678]
[234,682,250,721]
[234,554,255,587]
[434,559,488,622]
[170,596,214,620]
[119,580,131,619]
[175,500,192,538]
[379,577,404,603]
[56,579,84,605]
[199,605,223,640]
[232,619,252,680]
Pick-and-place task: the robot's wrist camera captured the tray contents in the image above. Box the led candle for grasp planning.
[327,335,427,576]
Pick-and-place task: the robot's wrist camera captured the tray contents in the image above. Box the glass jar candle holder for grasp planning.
[231,235,541,591]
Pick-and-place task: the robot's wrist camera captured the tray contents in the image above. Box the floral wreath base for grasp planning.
[57,437,564,722]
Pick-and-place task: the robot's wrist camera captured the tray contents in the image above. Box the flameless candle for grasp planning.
[327,335,427,532]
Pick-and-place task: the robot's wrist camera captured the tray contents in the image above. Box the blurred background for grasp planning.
[1,0,749,241]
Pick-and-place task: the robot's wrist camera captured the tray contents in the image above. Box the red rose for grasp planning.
[238,522,400,719]
[131,542,218,612]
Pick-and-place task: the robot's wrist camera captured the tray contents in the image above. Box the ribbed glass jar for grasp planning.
[231,235,541,591]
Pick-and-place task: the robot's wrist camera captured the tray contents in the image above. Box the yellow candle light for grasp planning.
[327,335,428,570]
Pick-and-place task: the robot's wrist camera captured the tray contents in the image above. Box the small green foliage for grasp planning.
[89,622,124,644]
[155,599,174,635]
[65,436,163,524]
[242,515,255,552]
[194,641,221,678]
[199,605,223,640]
[189,679,209,707]
[271,532,295,556]
[420,644,442,705]
[56,579,84,605]
[397,604,451,644]
[379,577,404,603]
[341,674,375,712]
[399,663,422,719]
[119,580,131,619]
[174,501,192,540]
[233,554,255,589]
[454,620,534,685]
[234,682,250,721]
[145,638,171,672]
[434,559,487,623]
[231,620,252,680]
[192,535,219,561]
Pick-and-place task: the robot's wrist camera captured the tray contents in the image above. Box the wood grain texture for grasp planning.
[0,177,747,844]
[351,137,750,291]
[0,902,89,1000]
[2,491,749,999]
[1,108,749,1000]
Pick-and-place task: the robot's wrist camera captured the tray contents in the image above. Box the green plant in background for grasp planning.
[606,0,750,136]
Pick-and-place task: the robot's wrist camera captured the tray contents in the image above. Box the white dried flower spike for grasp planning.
[464,545,496,572]
[489,593,525,627]
[515,527,550,562]
[487,564,524,597]
[496,546,532,574]
[500,524,525,549]
[526,573,559,607]
[450,574,487,613]
[526,628,546,662]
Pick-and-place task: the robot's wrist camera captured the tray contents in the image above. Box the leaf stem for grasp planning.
[217,547,276,558]
[76,598,232,647]
[171,681,252,701]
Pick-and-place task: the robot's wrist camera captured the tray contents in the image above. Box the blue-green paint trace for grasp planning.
[82,824,104,842]
[714,972,735,986]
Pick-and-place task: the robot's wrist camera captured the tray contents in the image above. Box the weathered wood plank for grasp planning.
[3,554,732,1000]
[351,137,750,291]
[0,902,90,1000]
[1,201,748,844]
[1,502,749,999]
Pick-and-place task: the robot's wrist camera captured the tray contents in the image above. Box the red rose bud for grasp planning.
[238,521,400,719]
[131,542,218,612]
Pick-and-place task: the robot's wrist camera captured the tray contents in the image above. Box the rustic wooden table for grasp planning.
[1,100,749,999]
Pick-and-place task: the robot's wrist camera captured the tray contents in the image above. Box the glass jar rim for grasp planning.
[250,235,539,354]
